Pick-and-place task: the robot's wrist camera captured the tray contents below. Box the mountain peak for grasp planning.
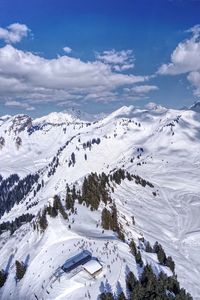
[190,101,200,113]
[34,111,80,125]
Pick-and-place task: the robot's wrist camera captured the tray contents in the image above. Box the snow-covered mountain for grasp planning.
[190,101,200,113]
[0,105,199,299]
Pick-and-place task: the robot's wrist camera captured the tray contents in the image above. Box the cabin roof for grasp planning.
[83,259,102,275]
[62,250,91,270]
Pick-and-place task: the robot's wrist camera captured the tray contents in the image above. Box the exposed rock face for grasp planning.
[16,136,22,149]
[9,115,32,134]
[0,136,5,149]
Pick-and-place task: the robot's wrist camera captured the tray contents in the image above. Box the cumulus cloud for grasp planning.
[123,85,158,101]
[0,45,157,110]
[187,71,200,96]
[63,46,72,53]
[158,24,200,96]
[5,100,35,111]
[0,23,30,44]
[128,85,158,94]
[96,49,134,71]
[158,28,200,75]
[0,45,153,108]
[0,45,143,90]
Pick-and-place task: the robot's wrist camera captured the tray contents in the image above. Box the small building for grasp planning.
[82,259,103,277]
[61,250,92,273]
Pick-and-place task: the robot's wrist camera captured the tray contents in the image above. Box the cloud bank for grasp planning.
[158,25,200,96]
[0,45,156,110]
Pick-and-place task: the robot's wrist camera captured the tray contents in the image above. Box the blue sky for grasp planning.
[0,0,200,116]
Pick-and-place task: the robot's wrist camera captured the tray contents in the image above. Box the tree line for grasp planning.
[0,213,35,236]
[0,173,39,218]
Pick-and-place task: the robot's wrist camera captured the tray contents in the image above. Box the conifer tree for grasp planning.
[101,208,111,230]
[71,152,76,165]
[126,271,138,292]
[110,203,118,232]
[50,205,58,218]
[135,250,143,267]
[166,256,175,273]
[145,241,153,253]
[66,191,74,211]
[15,260,26,281]
[99,292,115,300]
[117,291,126,300]
[157,245,166,265]
[38,211,48,232]
[129,239,137,256]
[140,264,156,288]
[53,195,68,219]
[0,270,7,288]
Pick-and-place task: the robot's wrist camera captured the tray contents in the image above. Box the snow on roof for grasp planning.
[83,259,102,275]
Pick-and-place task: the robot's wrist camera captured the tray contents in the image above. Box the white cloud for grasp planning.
[128,85,158,94]
[158,35,200,75]
[158,25,200,76]
[5,100,35,111]
[63,46,72,53]
[0,23,30,44]
[0,45,151,107]
[0,45,143,90]
[57,100,80,107]
[186,24,200,39]
[96,49,134,71]
[145,102,158,109]
[158,24,200,96]
[187,71,200,96]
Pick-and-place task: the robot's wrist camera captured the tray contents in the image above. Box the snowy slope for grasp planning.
[0,105,200,299]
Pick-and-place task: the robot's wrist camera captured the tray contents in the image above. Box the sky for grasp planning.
[0,0,200,117]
